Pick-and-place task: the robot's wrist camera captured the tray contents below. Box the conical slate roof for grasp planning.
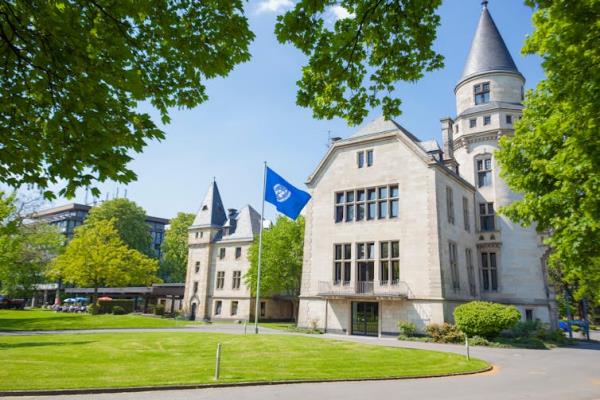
[458,2,520,85]
[192,180,227,227]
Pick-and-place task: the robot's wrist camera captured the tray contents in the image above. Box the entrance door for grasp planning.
[190,303,197,321]
[351,302,379,336]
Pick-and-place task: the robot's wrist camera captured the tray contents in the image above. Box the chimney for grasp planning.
[440,117,454,160]
[329,136,342,147]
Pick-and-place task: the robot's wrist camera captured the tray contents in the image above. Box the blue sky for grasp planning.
[45,0,543,221]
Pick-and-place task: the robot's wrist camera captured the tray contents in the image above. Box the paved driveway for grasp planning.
[4,326,600,400]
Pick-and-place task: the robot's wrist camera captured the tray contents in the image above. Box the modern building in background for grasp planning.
[297,3,556,337]
[32,202,169,257]
[182,181,294,321]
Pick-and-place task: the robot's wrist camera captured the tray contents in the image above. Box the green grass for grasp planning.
[0,309,199,331]
[259,322,321,334]
[0,332,489,391]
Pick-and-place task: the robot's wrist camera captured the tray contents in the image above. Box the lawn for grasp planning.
[0,332,489,391]
[0,309,196,331]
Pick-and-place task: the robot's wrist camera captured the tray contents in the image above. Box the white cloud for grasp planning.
[256,0,294,14]
[329,5,354,20]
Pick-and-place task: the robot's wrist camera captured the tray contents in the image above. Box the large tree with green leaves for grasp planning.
[159,212,194,283]
[85,198,153,257]
[50,219,159,300]
[245,216,304,318]
[496,0,600,304]
[0,0,253,199]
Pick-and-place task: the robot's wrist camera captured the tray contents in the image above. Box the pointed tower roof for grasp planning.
[192,180,227,227]
[458,1,521,86]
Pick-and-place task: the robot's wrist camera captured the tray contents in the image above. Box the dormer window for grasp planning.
[474,82,490,105]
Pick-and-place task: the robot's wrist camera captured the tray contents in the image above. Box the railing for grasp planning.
[318,280,409,298]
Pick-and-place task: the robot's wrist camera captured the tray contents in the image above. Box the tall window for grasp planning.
[193,281,198,294]
[216,271,225,289]
[477,158,492,187]
[446,187,455,225]
[334,244,352,285]
[449,241,460,290]
[474,82,490,104]
[462,197,470,232]
[214,300,222,315]
[195,261,200,273]
[260,301,266,317]
[466,248,476,296]
[334,184,399,223]
[479,202,496,231]
[231,301,238,316]
[232,271,241,289]
[235,247,242,259]
[380,241,400,285]
[219,248,226,260]
[366,150,374,167]
[357,151,365,168]
[481,252,498,291]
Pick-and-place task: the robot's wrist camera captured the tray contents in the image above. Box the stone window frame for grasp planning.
[462,196,471,232]
[366,149,374,167]
[218,247,226,260]
[214,300,222,315]
[333,243,352,285]
[469,118,477,128]
[232,270,241,289]
[193,281,198,294]
[216,271,225,290]
[235,247,242,259]
[506,114,513,124]
[479,202,496,232]
[474,81,490,105]
[194,261,200,273]
[357,151,365,168]
[446,186,455,225]
[448,241,460,291]
[334,184,399,224]
[466,247,476,296]
[379,241,400,285]
[475,154,493,188]
[480,250,499,291]
[483,115,491,125]
[231,301,238,316]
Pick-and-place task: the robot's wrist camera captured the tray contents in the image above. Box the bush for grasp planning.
[510,320,543,338]
[112,305,127,315]
[425,323,464,343]
[397,320,417,337]
[97,299,135,314]
[154,304,165,316]
[87,304,99,315]
[454,301,520,339]
[468,335,491,346]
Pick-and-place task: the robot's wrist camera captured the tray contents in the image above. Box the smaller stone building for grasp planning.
[183,181,293,321]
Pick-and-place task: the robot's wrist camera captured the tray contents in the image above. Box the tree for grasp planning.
[85,198,153,257]
[0,192,63,298]
[50,219,159,301]
[275,0,444,125]
[496,1,600,305]
[0,0,253,199]
[245,216,305,318]
[159,212,194,283]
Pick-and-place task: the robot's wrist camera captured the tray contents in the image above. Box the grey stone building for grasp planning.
[297,3,557,336]
[182,181,294,321]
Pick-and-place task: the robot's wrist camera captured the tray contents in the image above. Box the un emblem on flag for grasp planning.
[273,184,291,203]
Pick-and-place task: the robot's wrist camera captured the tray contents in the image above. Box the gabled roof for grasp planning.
[458,3,522,87]
[192,181,227,227]
[219,205,262,242]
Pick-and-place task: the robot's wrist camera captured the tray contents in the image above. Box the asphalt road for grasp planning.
[4,326,600,400]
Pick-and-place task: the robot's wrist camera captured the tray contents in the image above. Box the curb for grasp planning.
[0,365,493,397]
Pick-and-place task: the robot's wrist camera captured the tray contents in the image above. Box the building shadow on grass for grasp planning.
[0,341,95,350]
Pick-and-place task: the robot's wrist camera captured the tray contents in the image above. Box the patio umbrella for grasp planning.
[63,298,76,303]
[75,297,88,303]
[97,296,112,301]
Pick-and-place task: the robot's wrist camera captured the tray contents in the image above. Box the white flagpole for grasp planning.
[255,161,267,334]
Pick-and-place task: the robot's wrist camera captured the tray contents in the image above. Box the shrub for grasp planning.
[510,320,543,338]
[87,304,99,315]
[397,320,417,337]
[97,299,135,314]
[454,301,520,339]
[112,306,127,315]
[425,323,464,343]
[154,304,165,316]
[467,335,491,346]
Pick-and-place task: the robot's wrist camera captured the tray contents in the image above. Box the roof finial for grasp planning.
[482,0,488,9]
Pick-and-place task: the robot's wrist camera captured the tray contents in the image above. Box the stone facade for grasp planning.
[182,181,293,321]
[298,4,557,336]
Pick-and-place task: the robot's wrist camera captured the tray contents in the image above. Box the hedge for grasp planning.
[454,301,520,339]
[97,299,134,314]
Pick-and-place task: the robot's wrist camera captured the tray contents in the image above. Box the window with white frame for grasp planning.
[479,202,496,231]
[232,271,241,289]
[477,157,492,187]
[462,196,470,232]
[216,271,225,289]
[334,244,352,285]
[380,241,399,285]
[466,248,476,296]
[446,186,455,225]
[449,241,460,291]
[334,184,399,223]
[481,251,498,291]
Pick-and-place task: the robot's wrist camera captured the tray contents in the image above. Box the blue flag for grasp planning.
[264,167,311,220]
